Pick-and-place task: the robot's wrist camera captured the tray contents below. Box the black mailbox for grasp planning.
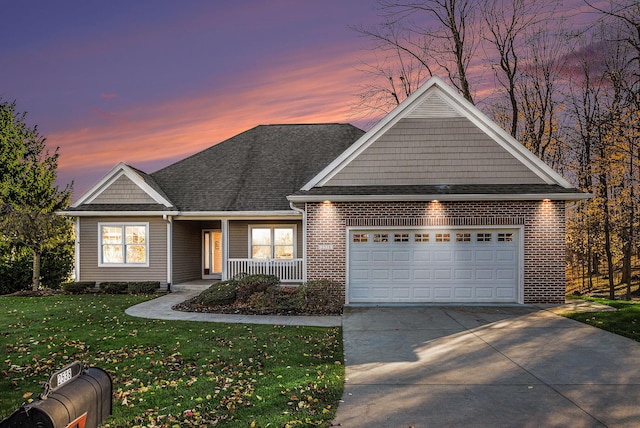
[0,362,112,428]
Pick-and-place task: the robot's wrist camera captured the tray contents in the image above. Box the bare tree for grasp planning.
[480,0,559,137]
[352,0,479,109]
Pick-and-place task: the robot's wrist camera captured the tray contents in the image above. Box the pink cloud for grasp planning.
[100,93,118,99]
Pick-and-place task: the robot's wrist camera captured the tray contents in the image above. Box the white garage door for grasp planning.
[348,229,520,303]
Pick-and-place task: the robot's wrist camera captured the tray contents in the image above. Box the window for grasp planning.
[498,233,514,242]
[374,233,389,243]
[394,233,409,242]
[99,223,148,266]
[435,233,450,243]
[353,233,368,243]
[456,233,471,242]
[414,233,430,242]
[250,226,295,259]
[477,233,492,242]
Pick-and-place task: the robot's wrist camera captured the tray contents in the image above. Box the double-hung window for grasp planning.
[250,226,295,259]
[99,223,149,266]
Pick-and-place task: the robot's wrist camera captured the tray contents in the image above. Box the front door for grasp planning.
[203,230,222,279]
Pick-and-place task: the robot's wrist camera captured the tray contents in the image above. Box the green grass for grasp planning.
[0,294,344,427]
[564,296,640,342]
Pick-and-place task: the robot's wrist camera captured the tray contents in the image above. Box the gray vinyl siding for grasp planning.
[171,221,201,284]
[92,175,157,204]
[326,117,546,186]
[78,216,167,286]
[229,220,303,258]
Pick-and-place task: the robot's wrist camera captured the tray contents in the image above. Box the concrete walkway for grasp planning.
[124,281,342,327]
[333,304,640,427]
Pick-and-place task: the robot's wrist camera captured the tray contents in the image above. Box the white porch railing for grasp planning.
[227,258,304,282]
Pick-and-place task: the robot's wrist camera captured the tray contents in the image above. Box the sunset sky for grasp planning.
[1,0,603,200]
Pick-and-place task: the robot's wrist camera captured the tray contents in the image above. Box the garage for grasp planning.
[348,229,521,303]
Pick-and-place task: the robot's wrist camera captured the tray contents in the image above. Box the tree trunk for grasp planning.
[32,250,41,292]
[599,172,615,300]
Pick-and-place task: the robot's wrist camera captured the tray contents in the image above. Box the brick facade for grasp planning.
[305,200,566,304]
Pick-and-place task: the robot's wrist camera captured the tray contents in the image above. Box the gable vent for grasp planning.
[406,91,462,118]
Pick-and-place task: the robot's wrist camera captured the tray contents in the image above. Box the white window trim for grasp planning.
[98,222,150,267]
[248,224,297,259]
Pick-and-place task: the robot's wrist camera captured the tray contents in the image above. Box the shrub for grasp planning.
[196,280,238,306]
[247,287,301,312]
[99,282,129,294]
[298,279,343,314]
[235,274,280,302]
[128,281,160,294]
[62,281,96,293]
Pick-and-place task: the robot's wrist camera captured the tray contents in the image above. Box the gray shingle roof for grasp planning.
[150,124,365,211]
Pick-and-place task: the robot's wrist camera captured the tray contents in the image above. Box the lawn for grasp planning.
[564,297,640,342]
[0,294,344,427]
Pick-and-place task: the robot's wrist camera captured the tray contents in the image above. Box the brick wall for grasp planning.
[305,200,566,304]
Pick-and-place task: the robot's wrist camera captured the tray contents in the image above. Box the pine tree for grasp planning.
[0,99,73,291]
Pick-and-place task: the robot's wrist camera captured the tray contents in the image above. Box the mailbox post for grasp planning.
[0,362,112,428]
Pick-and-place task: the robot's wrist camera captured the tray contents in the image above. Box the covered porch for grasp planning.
[169,216,304,285]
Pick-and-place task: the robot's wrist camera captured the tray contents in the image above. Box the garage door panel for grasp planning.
[455,250,473,262]
[392,269,410,280]
[392,287,411,298]
[455,269,473,280]
[348,229,519,303]
[497,269,515,280]
[497,250,516,262]
[474,287,494,298]
[393,251,411,262]
[413,287,432,298]
[351,251,370,262]
[476,269,494,280]
[351,269,371,280]
[475,250,494,262]
[372,287,391,298]
[434,287,453,298]
[372,251,390,262]
[433,250,452,261]
[413,250,431,262]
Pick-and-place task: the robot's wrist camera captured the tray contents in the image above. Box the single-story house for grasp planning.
[62,76,589,304]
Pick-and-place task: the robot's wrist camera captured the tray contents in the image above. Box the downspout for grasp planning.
[163,214,172,291]
[289,201,307,282]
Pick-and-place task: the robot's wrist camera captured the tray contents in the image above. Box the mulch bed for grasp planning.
[173,296,341,316]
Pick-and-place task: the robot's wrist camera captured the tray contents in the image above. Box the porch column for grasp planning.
[221,219,229,280]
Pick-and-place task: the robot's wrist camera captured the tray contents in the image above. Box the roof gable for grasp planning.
[302,76,573,190]
[72,162,173,208]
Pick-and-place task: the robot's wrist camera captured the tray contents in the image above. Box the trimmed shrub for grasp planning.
[196,280,238,306]
[62,281,96,294]
[128,281,160,294]
[99,282,129,294]
[298,279,343,314]
[235,274,280,302]
[247,286,301,312]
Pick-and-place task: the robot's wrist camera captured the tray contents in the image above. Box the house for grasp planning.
[62,76,589,304]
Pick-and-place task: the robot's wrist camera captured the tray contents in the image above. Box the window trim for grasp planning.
[248,224,297,259]
[98,222,150,267]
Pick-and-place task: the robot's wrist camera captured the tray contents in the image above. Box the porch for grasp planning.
[170,218,305,284]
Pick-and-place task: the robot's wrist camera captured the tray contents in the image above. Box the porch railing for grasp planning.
[227,258,304,283]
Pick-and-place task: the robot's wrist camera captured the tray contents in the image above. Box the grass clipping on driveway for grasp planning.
[0,294,344,427]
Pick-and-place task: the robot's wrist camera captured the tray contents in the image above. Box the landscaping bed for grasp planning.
[174,275,344,316]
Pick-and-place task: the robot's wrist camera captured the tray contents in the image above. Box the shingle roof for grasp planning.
[150,124,365,211]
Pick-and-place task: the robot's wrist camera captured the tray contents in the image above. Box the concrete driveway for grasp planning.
[333,305,640,427]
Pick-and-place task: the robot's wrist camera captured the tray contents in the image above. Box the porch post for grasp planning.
[221,219,229,280]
